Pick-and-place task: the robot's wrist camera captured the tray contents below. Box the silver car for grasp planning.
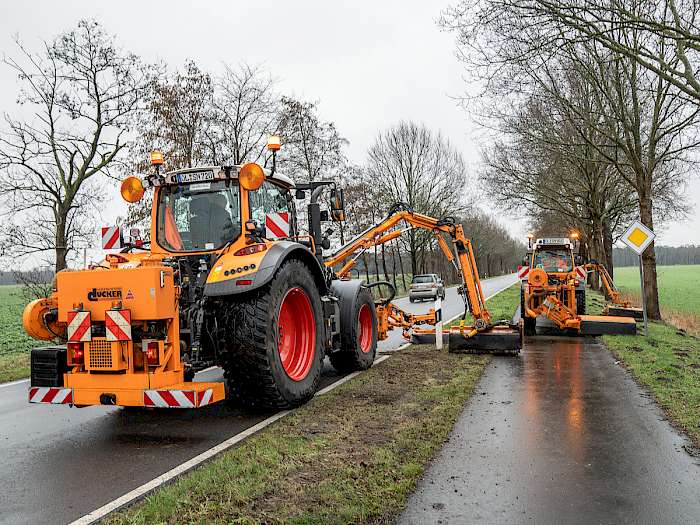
[409,274,445,302]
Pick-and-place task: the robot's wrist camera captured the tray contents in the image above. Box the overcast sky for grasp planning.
[1,0,698,253]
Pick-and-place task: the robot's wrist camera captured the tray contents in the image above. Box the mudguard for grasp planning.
[204,241,327,297]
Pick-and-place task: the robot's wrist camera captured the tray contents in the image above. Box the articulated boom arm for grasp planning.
[585,263,629,307]
[325,209,492,329]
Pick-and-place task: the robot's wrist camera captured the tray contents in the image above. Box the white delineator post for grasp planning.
[434,296,443,349]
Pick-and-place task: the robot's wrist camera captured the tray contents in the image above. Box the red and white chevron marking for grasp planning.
[29,387,73,404]
[67,311,91,342]
[575,266,587,281]
[143,388,215,408]
[144,389,196,408]
[101,226,122,249]
[265,212,290,239]
[198,388,214,407]
[105,309,132,341]
[517,266,530,280]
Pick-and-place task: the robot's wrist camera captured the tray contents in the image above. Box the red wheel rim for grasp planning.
[277,287,316,381]
[358,303,373,354]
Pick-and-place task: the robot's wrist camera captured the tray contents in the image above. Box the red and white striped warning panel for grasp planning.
[101,226,122,250]
[105,309,132,341]
[67,311,91,342]
[29,387,73,404]
[265,212,290,239]
[575,266,587,280]
[143,388,215,408]
[517,266,530,280]
[198,388,214,407]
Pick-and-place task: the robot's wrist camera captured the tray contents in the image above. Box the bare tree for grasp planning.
[0,20,152,272]
[278,97,348,181]
[442,0,699,318]
[214,63,280,165]
[365,121,471,275]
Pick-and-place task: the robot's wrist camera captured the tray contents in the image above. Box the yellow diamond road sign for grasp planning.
[621,221,655,255]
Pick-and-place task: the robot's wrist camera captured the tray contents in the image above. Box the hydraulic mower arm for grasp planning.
[325,205,521,353]
[585,262,644,320]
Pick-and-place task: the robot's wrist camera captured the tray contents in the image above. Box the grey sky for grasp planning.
[1,0,698,251]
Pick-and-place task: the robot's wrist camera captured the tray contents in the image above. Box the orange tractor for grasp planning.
[519,236,637,336]
[23,139,521,411]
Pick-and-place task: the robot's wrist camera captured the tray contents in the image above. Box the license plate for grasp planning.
[177,170,214,183]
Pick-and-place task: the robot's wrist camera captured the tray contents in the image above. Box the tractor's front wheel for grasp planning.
[329,285,377,373]
[223,260,324,410]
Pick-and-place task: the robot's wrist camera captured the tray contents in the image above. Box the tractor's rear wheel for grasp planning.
[223,260,324,410]
[330,286,377,373]
[521,286,537,336]
[576,290,586,315]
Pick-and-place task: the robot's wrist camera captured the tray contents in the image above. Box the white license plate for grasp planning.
[177,170,214,183]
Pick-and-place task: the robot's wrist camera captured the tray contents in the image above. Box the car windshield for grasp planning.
[156,181,241,252]
[533,248,573,273]
[413,275,435,284]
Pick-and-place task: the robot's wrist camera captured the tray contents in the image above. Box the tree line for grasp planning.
[614,245,700,268]
[0,20,522,288]
[439,0,700,319]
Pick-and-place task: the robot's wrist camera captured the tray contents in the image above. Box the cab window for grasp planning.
[156,181,241,252]
[533,248,573,273]
[249,181,293,237]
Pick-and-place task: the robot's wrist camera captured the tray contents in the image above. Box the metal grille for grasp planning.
[89,338,113,369]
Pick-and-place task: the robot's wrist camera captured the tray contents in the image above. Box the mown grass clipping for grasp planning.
[107,347,490,525]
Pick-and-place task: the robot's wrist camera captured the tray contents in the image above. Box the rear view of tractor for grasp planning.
[24,139,378,410]
[519,236,637,336]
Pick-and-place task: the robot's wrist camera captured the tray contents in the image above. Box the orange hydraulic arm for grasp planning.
[325,207,493,338]
[585,263,631,307]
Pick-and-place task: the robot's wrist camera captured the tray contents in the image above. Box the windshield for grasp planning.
[156,181,241,252]
[413,275,435,284]
[533,248,573,273]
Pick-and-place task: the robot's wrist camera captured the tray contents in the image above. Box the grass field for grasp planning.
[107,287,519,525]
[0,285,36,382]
[612,265,700,325]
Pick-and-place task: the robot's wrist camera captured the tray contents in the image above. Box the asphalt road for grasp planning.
[399,334,700,524]
[0,274,516,525]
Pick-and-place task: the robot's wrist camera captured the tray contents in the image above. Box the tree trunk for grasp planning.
[362,254,370,282]
[381,243,389,282]
[639,197,661,320]
[603,220,614,279]
[373,246,380,281]
[396,244,407,291]
[55,213,68,274]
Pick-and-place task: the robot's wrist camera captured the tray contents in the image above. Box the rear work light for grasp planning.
[234,244,267,256]
[67,342,84,364]
[145,341,159,365]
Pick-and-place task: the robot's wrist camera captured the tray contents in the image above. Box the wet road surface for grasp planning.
[0,274,515,525]
[399,335,700,524]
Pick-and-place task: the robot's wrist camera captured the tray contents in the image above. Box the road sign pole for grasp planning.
[638,255,649,335]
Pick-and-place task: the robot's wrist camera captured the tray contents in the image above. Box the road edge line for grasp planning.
[68,354,392,525]
[0,378,29,389]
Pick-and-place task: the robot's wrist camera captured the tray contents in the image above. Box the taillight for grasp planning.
[67,342,84,364]
[146,341,159,365]
[236,279,253,286]
[234,244,267,256]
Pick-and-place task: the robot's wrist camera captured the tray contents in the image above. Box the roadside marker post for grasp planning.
[621,221,655,335]
[434,296,443,350]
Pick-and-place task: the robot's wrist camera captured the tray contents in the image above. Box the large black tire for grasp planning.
[521,286,536,336]
[329,286,377,373]
[223,260,324,410]
[576,290,586,315]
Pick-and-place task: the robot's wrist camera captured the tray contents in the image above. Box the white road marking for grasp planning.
[0,378,29,389]
[68,354,393,525]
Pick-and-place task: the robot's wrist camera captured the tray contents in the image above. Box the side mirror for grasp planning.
[522,256,529,266]
[575,255,584,265]
[295,189,306,200]
[330,188,346,222]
